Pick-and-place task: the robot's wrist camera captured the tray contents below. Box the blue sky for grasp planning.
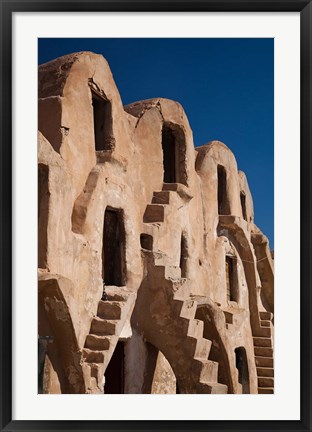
[38,38,274,248]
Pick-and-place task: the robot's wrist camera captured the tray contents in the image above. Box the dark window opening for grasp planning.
[162,123,187,185]
[217,165,230,215]
[240,192,247,221]
[38,164,49,268]
[140,233,153,251]
[104,341,125,394]
[235,347,250,393]
[92,91,114,151]
[103,208,126,286]
[162,125,176,183]
[225,255,238,302]
[180,233,188,278]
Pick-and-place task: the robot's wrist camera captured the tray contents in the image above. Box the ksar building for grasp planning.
[38,52,274,395]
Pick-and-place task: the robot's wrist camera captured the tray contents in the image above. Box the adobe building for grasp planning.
[38,52,274,395]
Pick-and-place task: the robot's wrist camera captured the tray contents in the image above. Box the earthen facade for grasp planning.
[38,52,274,394]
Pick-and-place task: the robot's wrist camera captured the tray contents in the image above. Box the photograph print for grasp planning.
[38,38,274,395]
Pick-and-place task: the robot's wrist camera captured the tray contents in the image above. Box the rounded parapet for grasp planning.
[195,140,242,219]
[125,97,196,191]
[38,51,132,195]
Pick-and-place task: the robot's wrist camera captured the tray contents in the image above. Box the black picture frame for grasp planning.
[1,1,311,431]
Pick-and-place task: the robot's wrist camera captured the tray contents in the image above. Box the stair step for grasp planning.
[89,363,105,392]
[258,377,274,388]
[185,337,211,360]
[192,338,212,360]
[172,280,190,300]
[255,356,274,368]
[192,358,218,383]
[256,367,274,377]
[155,265,181,280]
[259,311,273,321]
[143,204,165,223]
[90,363,100,379]
[253,337,272,347]
[97,301,125,320]
[174,298,197,319]
[153,251,167,266]
[261,320,271,327]
[82,349,105,364]
[85,334,110,351]
[257,326,271,337]
[166,266,181,280]
[105,286,129,301]
[90,317,118,336]
[162,183,179,192]
[152,191,170,205]
[258,387,274,394]
[143,249,167,266]
[254,346,273,357]
[187,319,204,339]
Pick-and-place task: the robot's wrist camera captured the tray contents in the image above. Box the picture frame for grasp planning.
[1,0,311,431]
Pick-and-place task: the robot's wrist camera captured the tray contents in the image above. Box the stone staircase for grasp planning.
[140,185,227,394]
[143,191,170,223]
[81,287,135,393]
[143,182,192,224]
[173,282,228,393]
[254,311,274,394]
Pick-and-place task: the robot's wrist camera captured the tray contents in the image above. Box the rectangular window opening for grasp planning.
[217,165,230,215]
[240,192,247,221]
[103,208,126,286]
[92,91,113,151]
[225,255,238,302]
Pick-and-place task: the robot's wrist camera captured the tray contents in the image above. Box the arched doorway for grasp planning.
[235,347,250,393]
